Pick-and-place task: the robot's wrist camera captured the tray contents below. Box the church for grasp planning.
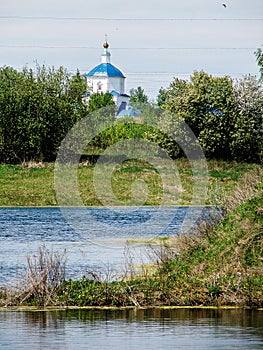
[86,40,139,117]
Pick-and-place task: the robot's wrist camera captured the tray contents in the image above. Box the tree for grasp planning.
[0,67,29,162]
[0,65,87,163]
[88,92,115,113]
[231,75,263,161]
[129,86,148,105]
[157,87,167,107]
[255,46,263,81]
[162,71,235,159]
[159,70,263,162]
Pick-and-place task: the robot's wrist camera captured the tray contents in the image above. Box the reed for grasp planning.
[19,245,67,306]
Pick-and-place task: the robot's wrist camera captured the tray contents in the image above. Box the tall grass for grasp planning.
[224,165,263,211]
[19,245,67,306]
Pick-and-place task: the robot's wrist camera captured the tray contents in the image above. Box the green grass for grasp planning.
[0,164,57,206]
[0,160,259,206]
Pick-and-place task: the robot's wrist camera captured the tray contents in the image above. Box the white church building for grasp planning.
[86,40,139,117]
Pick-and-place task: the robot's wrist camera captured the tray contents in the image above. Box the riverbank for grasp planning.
[0,159,258,206]
[1,166,262,308]
[1,305,261,312]
[60,190,263,308]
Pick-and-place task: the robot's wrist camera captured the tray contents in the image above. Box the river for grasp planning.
[0,308,262,349]
[0,206,214,284]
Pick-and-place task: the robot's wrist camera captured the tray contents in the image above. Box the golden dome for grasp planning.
[103,41,109,49]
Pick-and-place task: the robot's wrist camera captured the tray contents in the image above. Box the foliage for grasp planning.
[129,86,148,105]
[157,87,167,107]
[162,71,234,159]
[87,111,180,161]
[0,65,87,163]
[255,46,263,81]
[140,103,161,125]
[143,129,181,159]
[161,71,263,162]
[231,75,263,161]
[87,92,115,113]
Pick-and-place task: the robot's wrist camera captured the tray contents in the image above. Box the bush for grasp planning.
[0,65,87,163]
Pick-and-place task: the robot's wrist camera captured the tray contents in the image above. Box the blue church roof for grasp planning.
[110,90,130,98]
[117,103,141,117]
[110,90,120,96]
[87,63,125,78]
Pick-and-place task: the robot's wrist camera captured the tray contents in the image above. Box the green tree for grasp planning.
[159,70,263,162]
[28,65,87,161]
[88,92,115,113]
[0,65,87,163]
[231,75,263,161]
[255,46,263,81]
[162,71,235,159]
[129,86,148,105]
[0,67,29,162]
[157,87,167,107]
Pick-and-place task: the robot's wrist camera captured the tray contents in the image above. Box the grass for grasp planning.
[0,159,258,207]
[0,163,56,206]
[21,245,66,306]
[161,193,263,306]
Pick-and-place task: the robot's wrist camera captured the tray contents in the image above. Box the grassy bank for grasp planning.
[0,160,258,206]
[57,191,263,308]
[1,169,262,308]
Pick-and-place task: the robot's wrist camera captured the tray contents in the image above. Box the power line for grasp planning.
[125,72,259,75]
[0,16,262,21]
[3,65,257,76]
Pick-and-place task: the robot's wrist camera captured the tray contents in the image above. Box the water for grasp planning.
[1,208,262,349]
[0,308,262,349]
[0,206,215,284]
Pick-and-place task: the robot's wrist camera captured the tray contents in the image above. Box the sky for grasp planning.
[1,0,263,100]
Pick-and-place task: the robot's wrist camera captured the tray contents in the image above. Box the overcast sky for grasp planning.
[1,0,263,99]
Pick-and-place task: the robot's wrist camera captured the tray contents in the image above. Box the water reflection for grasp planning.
[0,308,262,349]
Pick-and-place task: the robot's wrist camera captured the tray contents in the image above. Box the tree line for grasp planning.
[0,53,262,163]
[82,70,263,163]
